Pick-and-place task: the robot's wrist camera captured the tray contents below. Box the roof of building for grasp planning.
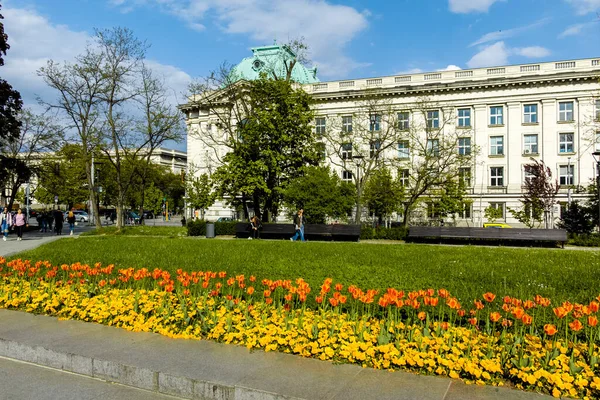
[230,43,319,84]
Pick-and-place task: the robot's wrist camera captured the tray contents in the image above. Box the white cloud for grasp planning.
[559,23,585,37]
[515,46,551,58]
[439,65,462,71]
[1,5,191,112]
[448,0,502,13]
[469,18,550,47]
[108,0,370,79]
[467,42,550,68]
[467,41,509,68]
[565,0,600,15]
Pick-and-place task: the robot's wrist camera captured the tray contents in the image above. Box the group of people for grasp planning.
[1,207,27,241]
[0,207,79,242]
[248,208,306,242]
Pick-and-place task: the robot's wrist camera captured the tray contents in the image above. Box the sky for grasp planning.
[2,0,600,151]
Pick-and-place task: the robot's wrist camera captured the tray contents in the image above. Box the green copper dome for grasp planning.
[230,44,319,84]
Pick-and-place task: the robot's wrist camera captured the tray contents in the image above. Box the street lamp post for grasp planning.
[352,154,365,225]
[593,152,600,232]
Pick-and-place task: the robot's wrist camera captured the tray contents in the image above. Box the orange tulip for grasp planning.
[502,319,513,328]
[339,295,347,304]
[440,321,449,330]
[569,319,583,332]
[329,297,339,307]
[544,324,558,336]
[489,312,501,323]
[523,300,535,310]
[474,300,484,310]
[246,286,255,295]
[438,288,449,298]
[512,307,525,320]
[316,296,323,304]
[468,317,477,326]
[588,316,598,327]
[284,294,292,302]
[553,306,568,319]
[263,289,271,298]
[483,292,496,303]
[521,314,533,325]
[265,297,273,305]
[418,311,426,321]
[457,309,465,317]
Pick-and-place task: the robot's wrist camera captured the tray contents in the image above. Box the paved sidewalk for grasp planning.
[0,309,551,400]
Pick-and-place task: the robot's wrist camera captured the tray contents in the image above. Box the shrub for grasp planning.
[568,233,600,247]
[360,225,407,241]
[187,220,206,236]
[214,221,237,236]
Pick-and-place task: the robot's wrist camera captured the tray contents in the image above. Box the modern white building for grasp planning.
[184,47,600,226]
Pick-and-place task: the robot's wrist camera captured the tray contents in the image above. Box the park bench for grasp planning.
[406,227,568,248]
[235,222,361,242]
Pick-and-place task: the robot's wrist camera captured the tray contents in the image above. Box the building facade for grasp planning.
[184,52,600,225]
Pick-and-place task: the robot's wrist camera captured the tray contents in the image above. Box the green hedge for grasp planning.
[360,226,408,241]
[187,220,238,237]
[568,233,600,247]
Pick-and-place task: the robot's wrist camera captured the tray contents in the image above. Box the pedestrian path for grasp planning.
[0,309,551,400]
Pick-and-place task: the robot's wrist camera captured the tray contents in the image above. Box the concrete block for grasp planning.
[93,358,158,391]
[158,372,194,398]
[193,381,235,400]
[68,353,93,376]
[234,386,302,400]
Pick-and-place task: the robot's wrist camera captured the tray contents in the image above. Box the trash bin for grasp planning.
[206,223,215,238]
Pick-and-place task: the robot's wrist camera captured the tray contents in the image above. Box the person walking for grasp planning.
[67,209,76,236]
[1,207,13,241]
[249,215,262,240]
[46,211,53,233]
[14,208,26,241]
[54,209,64,235]
[290,208,306,242]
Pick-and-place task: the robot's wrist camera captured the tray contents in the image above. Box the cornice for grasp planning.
[310,72,600,103]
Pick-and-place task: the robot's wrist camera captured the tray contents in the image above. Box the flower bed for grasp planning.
[1,257,599,398]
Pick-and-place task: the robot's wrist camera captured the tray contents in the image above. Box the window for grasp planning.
[189,109,200,119]
[427,202,439,218]
[459,203,472,219]
[523,104,538,124]
[370,140,381,159]
[426,139,439,156]
[559,165,574,186]
[489,202,505,219]
[399,169,410,186]
[342,116,353,133]
[427,110,439,129]
[523,134,538,154]
[398,141,410,159]
[490,136,504,156]
[490,167,504,187]
[315,117,326,136]
[457,108,471,127]
[596,99,600,121]
[341,143,352,160]
[398,112,409,130]
[559,133,574,153]
[523,165,535,183]
[316,142,326,161]
[369,114,381,131]
[490,106,504,125]
[558,101,574,122]
[458,137,471,155]
[596,132,600,152]
[459,168,472,187]
[342,170,353,182]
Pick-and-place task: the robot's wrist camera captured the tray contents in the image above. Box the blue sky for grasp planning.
[1,0,599,148]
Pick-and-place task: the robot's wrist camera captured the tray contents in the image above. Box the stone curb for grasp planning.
[0,338,302,400]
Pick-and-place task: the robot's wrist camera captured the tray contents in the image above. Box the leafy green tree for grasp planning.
[428,176,471,225]
[484,205,503,224]
[362,167,403,225]
[283,166,355,224]
[514,159,559,229]
[0,2,23,156]
[557,201,594,235]
[208,77,321,221]
[142,183,164,221]
[36,144,89,209]
[186,172,214,219]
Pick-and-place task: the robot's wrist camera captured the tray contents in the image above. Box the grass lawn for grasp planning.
[8,236,600,305]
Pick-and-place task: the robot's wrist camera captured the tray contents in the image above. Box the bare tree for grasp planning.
[38,46,107,226]
[0,109,62,210]
[321,93,402,223]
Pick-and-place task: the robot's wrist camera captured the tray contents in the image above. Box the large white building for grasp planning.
[184,48,600,226]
